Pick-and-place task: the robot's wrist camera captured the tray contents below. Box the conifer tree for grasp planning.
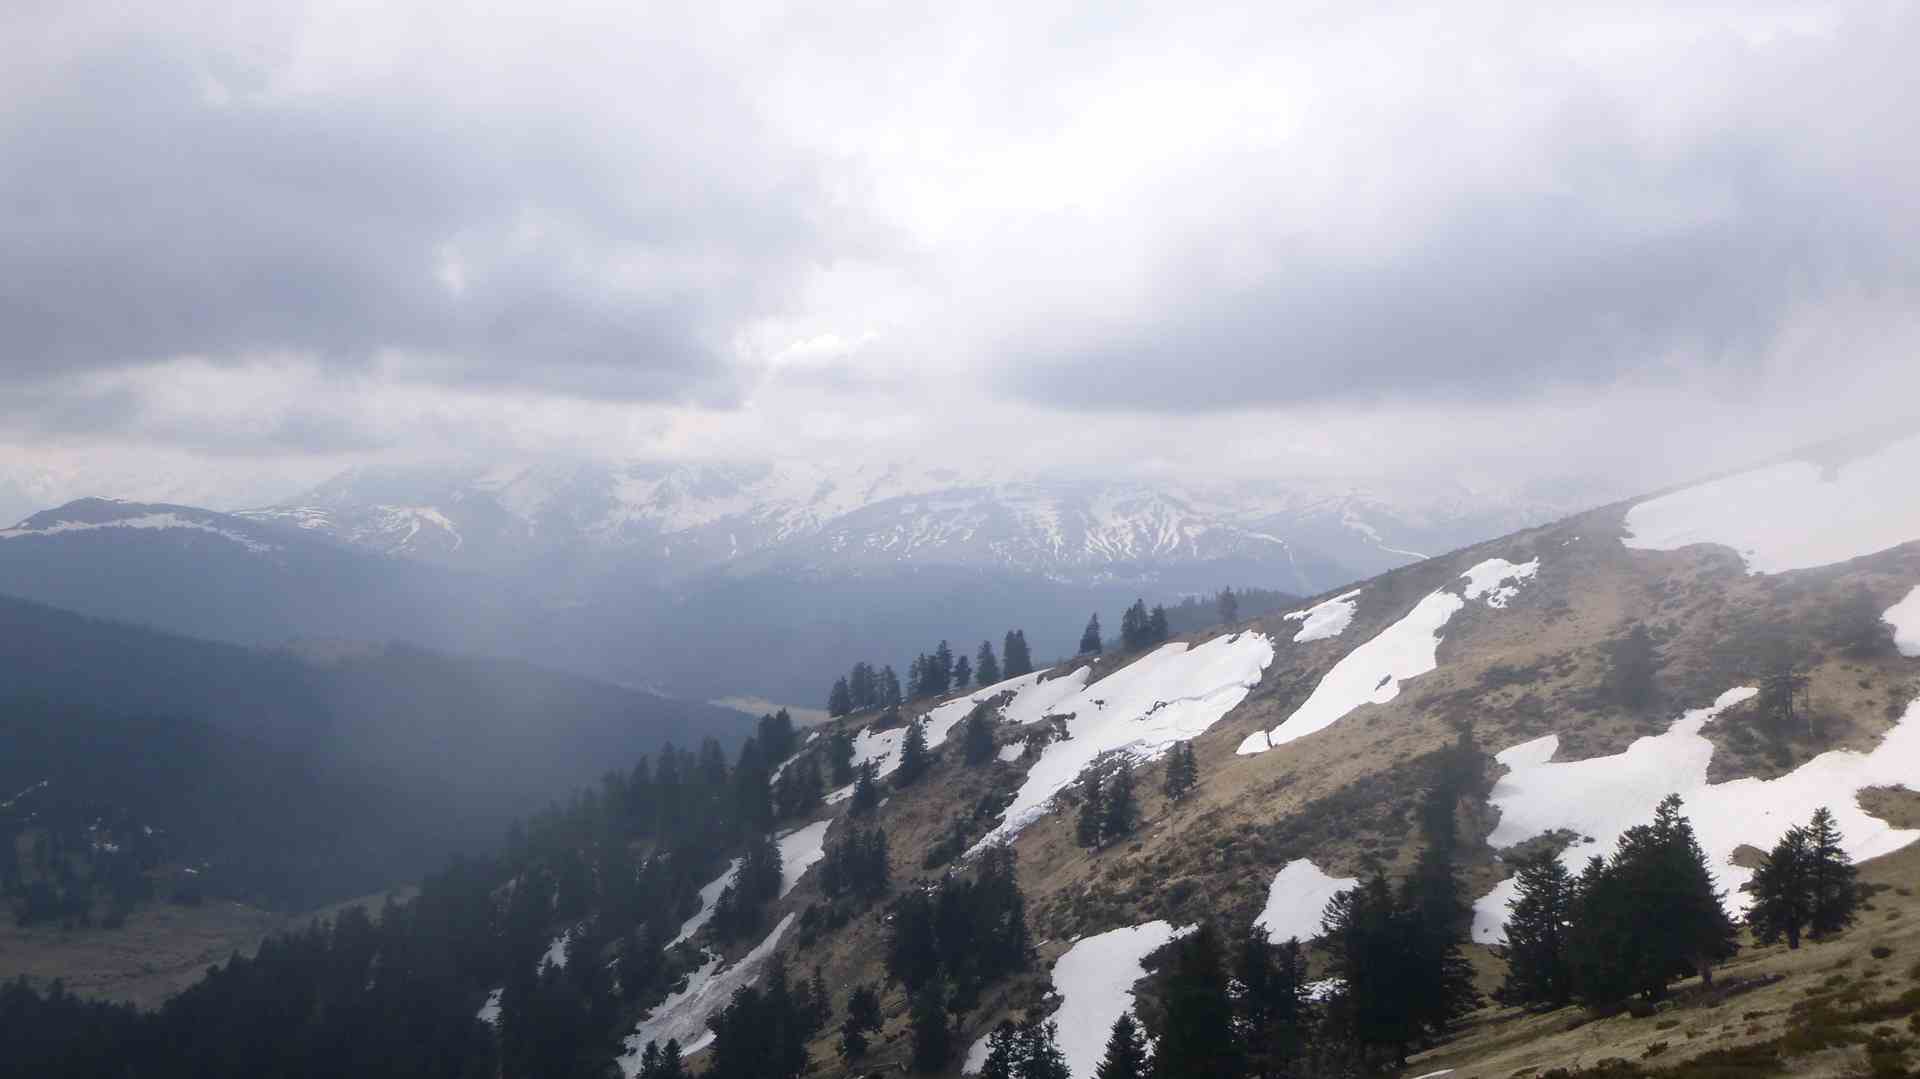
[1004,630,1033,677]
[657,1038,685,1079]
[1163,741,1198,801]
[1080,614,1103,655]
[1498,852,1575,1006]
[828,677,852,717]
[1236,926,1308,1079]
[1103,760,1138,841]
[827,729,856,787]
[977,640,1002,686]
[1805,806,1860,939]
[882,666,904,708]
[1121,599,1149,650]
[1095,1013,1149,1079]
[850,662,878,711]
[955,655,973,688]
[1608,624,1659,711]
[896,719,932,787]
[909,980,952,1072]
[934,640,956,695]
[1749,825,1813,949]
[1147,604,1170,644]
[850,761,880,815]
[1218,586,1240,624]
[962,703,997,766]
[839,983,883,1062]
[1155,923,1242,1078]
[1075,771,1106,848]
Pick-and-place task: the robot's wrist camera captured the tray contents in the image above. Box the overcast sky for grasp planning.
[3,1,1918,512]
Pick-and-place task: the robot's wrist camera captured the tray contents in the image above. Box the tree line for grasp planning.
[828,630,1035,716]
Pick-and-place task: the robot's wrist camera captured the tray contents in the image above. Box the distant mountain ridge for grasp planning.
[238,459,1593,593]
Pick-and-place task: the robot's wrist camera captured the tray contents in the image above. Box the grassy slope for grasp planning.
[734,497,1920,1077]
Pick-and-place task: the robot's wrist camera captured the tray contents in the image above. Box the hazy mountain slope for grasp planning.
[0,594,754,891]
[628,431,1920,1076]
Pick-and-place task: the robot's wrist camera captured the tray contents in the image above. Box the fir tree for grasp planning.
[977,640,1002,686]
[1120,599,1149,650]
[896,719,932,787]
[934,640,956,695]
[1498,852,1575,1007]
[657,1038,685,1079]
[827,677,852,718]
[1608,624,1659,711]
[839,983,883,1062]
[1163,741,1198,802]
[955,655,973,688]
[1749,825,1813,949]
[1154,923,1242,1079]
[1004,630,1033,677]
[963,703,997,766]
[850,761,880,815]
[1080,614,1103,655]
[827,729,856,787]
[1147,604,1170,644]
[1095,1013,1150,1079]
[1236,927,1308,1079]
[1102,760,1138,841]
[1321,873,1420,1066]
[1075,771,1106,848]
[1805,806,1860,939]
[882,666,904,709]
[909,980,952,1072]
[1217,586,1240,624]
[850,662,878,711]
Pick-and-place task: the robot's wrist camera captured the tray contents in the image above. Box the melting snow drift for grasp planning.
[826,667,1091,802]
[1622,432,1920,573]
[618,913,796,1069]
[969,633,1274,853]
[1254,859,1359,943]
[1239,559,1538,755]
[1473,690,1920,944]
[1284,589,1362,643]
[965,920,1192,1079]
[777,819,831,898]
[1886,586,1920,658]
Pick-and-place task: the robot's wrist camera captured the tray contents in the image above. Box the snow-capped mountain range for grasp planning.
[229,459,1596,593]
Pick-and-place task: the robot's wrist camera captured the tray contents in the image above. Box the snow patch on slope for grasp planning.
[825,667,1089,802]
[1885,586,1920,658]
[618,913,796,1069]
[970,633,1274,853]
[1284,589,1362,643]
[964,921,1193,1079]
[1472,690,1920,944]
[1239,558,1538,755]
[778,819,832,898]
[1255,860,1359,943]
[669,858,741,947]
[1622,433,1920,573]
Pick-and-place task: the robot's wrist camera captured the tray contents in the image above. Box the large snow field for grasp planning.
[968,633,1275,853]
[1887,586,1920,658]
[1622,433,1920,574]
[618,913,796,1069]
[778,819,832,898]
[1284,589,1363,642]
[668,858,741,947]
[964,920,1193,1079]
[1472,690,1920,944]
[1255,859,1359,942]
[825,667,1088,802]
[1238,558,1539,755]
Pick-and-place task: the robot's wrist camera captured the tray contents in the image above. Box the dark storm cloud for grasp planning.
[1007,143,1920,411]
[0,38,836,403]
